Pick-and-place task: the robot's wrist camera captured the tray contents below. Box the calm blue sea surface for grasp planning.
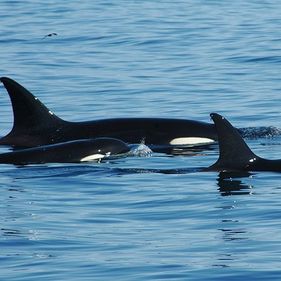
[1,1,281,280]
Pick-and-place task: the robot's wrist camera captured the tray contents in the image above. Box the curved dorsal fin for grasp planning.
[209,113,258,170]
[0,77,64,136]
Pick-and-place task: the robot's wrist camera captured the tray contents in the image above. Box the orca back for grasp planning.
[0,137,130,165]
[0,77,66,146]
[0,77,220,151]
[209,113,259,171]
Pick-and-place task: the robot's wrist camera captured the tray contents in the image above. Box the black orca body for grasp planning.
[0,77,217,150]
[209,113,281,172]
[0,137,130,165]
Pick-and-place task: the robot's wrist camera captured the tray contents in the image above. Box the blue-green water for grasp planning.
[1,1,281,280]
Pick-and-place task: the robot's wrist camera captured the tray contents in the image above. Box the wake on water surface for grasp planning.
[238,126,281,139]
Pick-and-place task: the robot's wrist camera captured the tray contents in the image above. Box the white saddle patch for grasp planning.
[169,137,215,146]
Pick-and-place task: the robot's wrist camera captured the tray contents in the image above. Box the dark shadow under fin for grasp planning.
[0,77,65,145]
[209,113,259,171]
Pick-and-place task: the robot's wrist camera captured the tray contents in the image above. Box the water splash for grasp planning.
[239,126,281,139]
[129,143,153,157]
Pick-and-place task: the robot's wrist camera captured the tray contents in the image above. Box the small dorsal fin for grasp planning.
[0,77,64,136]
[209,113,258,170]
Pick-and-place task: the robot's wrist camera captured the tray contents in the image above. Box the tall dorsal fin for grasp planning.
[0,77,64,136]
[209,113,259,170]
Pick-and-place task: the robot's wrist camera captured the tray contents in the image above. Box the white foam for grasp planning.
[129,143,152,157]
[169,137,215,146]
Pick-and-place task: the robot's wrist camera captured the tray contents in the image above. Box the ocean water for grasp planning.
[1,1,281,280]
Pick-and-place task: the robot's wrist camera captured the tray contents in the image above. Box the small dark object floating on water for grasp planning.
[42,33,58,39]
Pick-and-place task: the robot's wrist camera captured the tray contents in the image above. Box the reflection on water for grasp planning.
[217,171,254,196]
[1,228,22,237]
[150,144,216,155]
[218,227,247,241]
[213,220,249,268]
[213,253,233,268]
[213,204,249,269]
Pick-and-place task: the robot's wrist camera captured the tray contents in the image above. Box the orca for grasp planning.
[209,113,281,172]
[0,137,130,165]
[0,77,217,150]
[118,113,281,174]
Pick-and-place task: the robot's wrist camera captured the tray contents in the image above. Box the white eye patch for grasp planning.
[80,154,105,162]
[80,151,112,162]
[169,137,215,146]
